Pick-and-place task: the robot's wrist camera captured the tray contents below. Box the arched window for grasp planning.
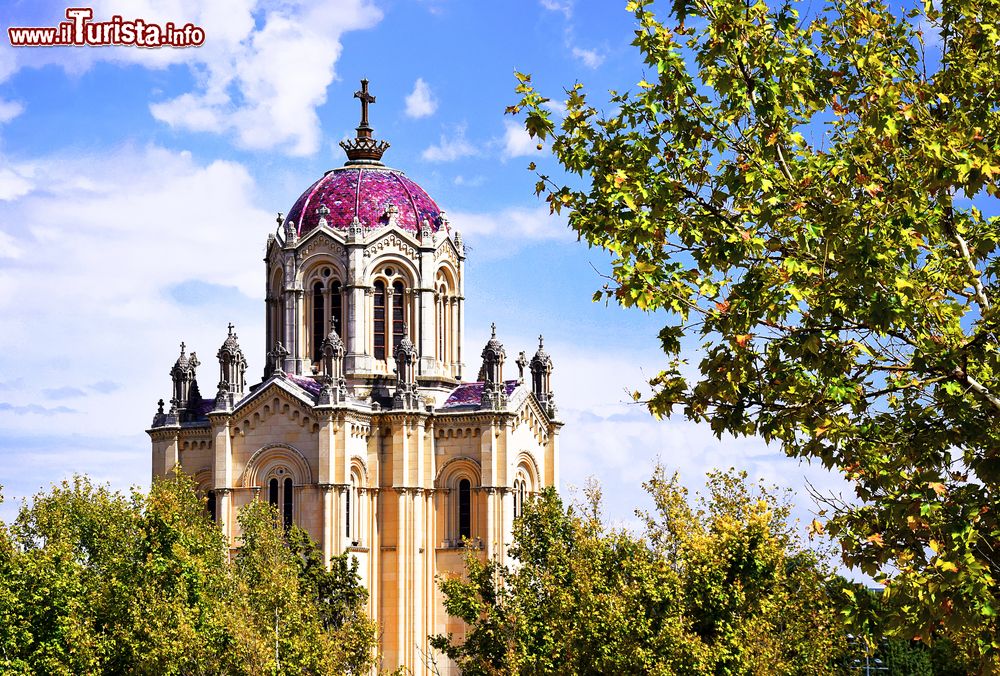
[268,269,284,359]
[206,490,217,522]
[312,281,325,361]
[374,280,386,360]
[437,285,446,360]
[331,281,343,336]
[458,479,471,541]
[267,473,294,529]
[269,477,279,508]
[283,477,293,530]
[392,280,406,353]
[345,485,351,539]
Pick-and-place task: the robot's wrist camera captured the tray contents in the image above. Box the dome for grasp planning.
[285,166,445,237]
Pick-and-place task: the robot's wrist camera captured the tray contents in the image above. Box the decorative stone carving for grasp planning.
[479,324,507,411]
[393,322,420,410]
[530,335,557,418]
[300,233,347,259]
[363,233,418,260]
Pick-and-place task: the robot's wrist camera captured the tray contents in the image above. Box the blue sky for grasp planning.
[0,0,848,535]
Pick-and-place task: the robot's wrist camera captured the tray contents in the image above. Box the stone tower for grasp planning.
[147,81,561,674]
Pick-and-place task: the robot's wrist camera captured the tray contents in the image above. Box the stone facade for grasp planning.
[147,84,560,674]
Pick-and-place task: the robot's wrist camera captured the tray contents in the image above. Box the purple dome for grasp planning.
[285,166,444,236]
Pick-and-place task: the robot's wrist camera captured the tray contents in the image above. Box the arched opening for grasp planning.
[266,473,294,529]
[268,477,279,509]
[392,280,406,353]
[283,477,293,530]
[458,479,471,541]
[312,281,325,361]
[331,280,343,336]
[374,280,386,360]
[206,490,217,522]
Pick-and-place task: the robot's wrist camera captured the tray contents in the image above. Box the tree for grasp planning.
[0,475,231,674]
[227,500,377,675]
[512,0,1000,661]
[0,475,377,675]
[432,468,849,674]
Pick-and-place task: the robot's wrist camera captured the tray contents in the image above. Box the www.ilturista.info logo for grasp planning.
[8,8,205,48]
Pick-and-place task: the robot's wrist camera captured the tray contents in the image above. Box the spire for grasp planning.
[479,323,507,410]
[169,342,201,421]
[214,324,247,412]
[268,342,289,378]
[530,334,557,418]
[339,79,390,166]
[318,316,348,406]
[393,322,420,410]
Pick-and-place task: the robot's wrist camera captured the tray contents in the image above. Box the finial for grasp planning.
[276,212,283,226]
[157,398,165,414]
[340,79,390,165]
[228,323,235,336]
[180,341,186,354]
[354,78,376,133]
[539,335,544,348]
[491,322,496,338]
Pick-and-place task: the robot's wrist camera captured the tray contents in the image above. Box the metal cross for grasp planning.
[354,79,376,128]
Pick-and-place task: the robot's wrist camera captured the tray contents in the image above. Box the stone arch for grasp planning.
[514,450,540,491]
[435,456,482,487]
[240,443,313,488]
[191,467,212,492]
[350,455,369,486]
[366,253,419,288]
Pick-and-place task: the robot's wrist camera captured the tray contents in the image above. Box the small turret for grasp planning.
[479,323,507,410]
[214,324,247,412]
[268,342,289,378]
[169,342,201,421]
[530,335,556,418]
[393,323,420,410]
[318,317,348,406]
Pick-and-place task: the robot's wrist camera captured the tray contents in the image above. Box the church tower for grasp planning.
[147,81,561,674]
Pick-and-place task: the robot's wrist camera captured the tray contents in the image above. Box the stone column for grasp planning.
[216,488,233,547]
[500,486,514,564]
[321,484,334,565]
[345,229,369,374]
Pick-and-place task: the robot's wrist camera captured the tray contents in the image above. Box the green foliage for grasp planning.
[432,468,848,674]
[512,0,1000,663]
[0,475,376,675]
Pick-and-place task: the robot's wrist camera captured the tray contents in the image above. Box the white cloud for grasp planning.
[0,144,269,443]
[2,1,383,156]
[501,120,540,159]
[453,175,485,187]
[0,231,23,259]
[448,204,570,249]
[540,0,573,18]
[0,166,33,201]
[0,99,24,124]
[572,46,605,69]
[421,125,478,162]
[404,78,437,118]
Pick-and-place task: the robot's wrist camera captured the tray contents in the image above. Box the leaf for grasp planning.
[928,482,947,496]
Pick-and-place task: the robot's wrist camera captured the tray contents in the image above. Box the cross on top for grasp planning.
[355,78,376,129]
[227,323,235,335]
